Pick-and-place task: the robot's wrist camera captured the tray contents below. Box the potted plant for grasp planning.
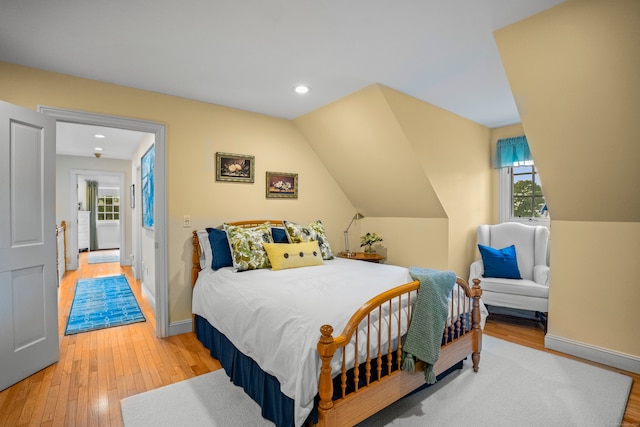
[360,232,383,253]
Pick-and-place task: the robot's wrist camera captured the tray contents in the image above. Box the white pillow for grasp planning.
[196,229,212,270]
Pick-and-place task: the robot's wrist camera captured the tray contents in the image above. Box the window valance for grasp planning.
[494,135,532,169]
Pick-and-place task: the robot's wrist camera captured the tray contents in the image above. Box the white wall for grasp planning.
[77,177,87,211]
[96,223,120,249]
[131,134,156,306]
[96,185,121,250]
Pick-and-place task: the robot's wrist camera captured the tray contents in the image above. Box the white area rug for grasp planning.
[88,249,120,264]
[121,369,275,427]
[121,336,632,427]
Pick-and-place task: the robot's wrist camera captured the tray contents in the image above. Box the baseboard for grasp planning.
[140,280,155,310]
[545,334,640,374]
[169,319,193,336]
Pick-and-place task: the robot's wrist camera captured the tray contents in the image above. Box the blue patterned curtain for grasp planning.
[494,135,532,169]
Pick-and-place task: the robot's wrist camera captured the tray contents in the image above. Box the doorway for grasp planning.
[71,170,126,265]
[40,106,169,338]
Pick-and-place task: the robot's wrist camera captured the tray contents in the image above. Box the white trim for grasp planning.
[498,167,512,223]
[169,319,193,336]
[141,279,156,310]
[545,334,640,375]
[498,166,550,227]
[39,106,169,339]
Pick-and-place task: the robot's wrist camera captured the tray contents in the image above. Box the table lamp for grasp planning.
[343,212,364,256]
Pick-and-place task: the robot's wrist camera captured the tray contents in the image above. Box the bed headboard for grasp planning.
[191,220,285,287]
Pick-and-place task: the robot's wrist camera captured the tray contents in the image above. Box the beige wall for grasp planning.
[496,0,640,358]
[0,62,355,324]
[550,221,640,355]
[295,84,491,276]
[380,86,491,275]
[363,218,450,269]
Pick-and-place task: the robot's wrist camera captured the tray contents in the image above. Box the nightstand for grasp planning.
[337,252,385,263]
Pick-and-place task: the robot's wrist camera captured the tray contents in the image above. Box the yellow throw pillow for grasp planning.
[263,241,324,271]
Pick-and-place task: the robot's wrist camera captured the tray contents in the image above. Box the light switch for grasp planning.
[183,215,191,228]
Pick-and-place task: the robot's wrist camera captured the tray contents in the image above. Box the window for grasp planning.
[97,195,120,221]
[495,135,548,225]
[499,161,548,224]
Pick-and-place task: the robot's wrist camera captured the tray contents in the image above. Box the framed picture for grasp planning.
[141,144,155,229]
[266,171,298,199]
[130,184,135,209]
[216,152,255,183]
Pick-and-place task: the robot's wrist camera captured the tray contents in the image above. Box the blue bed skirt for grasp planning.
[195,315,297,427]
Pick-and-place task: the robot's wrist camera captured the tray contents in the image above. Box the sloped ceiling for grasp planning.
[495,0,640,222]
[295,84,445,219]
[295,84,490,221]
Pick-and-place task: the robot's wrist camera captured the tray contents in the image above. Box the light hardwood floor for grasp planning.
[0,256,637,426]
[0,253,220,427]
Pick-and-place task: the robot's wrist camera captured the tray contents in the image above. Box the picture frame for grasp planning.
[141,144,155,229]
[266,171,298,199]
[216,152,255,183]
[130,184,135,209]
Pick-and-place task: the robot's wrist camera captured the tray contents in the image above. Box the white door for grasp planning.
[0,101,58,391]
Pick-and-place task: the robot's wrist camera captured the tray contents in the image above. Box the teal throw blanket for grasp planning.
[401,267,456,384]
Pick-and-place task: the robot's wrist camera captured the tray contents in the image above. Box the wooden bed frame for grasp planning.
[192,220,483,427]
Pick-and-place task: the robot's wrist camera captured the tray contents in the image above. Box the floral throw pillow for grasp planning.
[223,222,274,271]
[283,220,334,260]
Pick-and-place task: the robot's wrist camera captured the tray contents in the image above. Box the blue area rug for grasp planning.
[65,274,145,335]
[88,250,120,264]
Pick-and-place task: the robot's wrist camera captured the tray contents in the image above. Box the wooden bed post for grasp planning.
[471,278,483,372]
[191,230,202,333]
[317,325,337,426]
[192,230,201,287]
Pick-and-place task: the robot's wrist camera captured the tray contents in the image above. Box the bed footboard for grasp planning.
[316,277,482,427]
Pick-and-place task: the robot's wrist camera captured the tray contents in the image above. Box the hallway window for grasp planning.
[97,196,120,221]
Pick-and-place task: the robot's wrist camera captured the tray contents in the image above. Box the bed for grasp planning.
[191,220,484,427]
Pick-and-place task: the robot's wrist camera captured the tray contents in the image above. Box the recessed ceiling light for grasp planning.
[94,147,103,151]
[293,85,311,94]
[94,134,106,139]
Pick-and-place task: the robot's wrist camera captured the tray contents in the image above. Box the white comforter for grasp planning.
[192,258,483,426]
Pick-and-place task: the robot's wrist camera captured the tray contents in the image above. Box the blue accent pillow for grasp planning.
[206,228,233,270]
[271,227,289,243]
[478,244,522,279]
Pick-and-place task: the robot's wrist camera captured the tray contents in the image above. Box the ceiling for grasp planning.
[57,122,150,160]
[1,0,564,156]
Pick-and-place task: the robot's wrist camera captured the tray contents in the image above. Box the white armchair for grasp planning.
[469,223,550,328]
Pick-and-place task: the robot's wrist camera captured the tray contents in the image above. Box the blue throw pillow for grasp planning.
[206,228,233,270]
[478,244,522,279]
[271,227,289,243]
